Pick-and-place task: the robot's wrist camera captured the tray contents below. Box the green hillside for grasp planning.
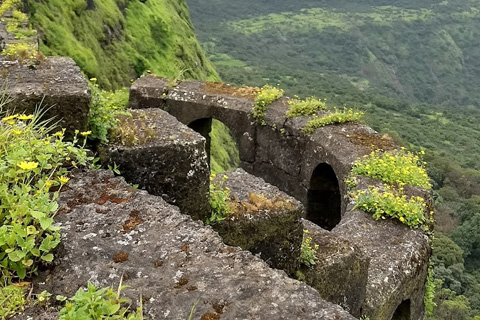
[187,0,480,318]
[189,0,480,107]
[27,0,219,89]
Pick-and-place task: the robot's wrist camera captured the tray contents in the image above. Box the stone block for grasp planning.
[32,169,356,320]
[129,74,169,109]
[98,108,209,220]
[299,219,369,318]
[0,57,90,137]
[210,168,303,275]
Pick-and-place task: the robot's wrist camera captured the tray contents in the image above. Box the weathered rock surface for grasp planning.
[129,75,169,109]
[333,205,431,320]
[300,219,369,318]
[35,170,355,320]
[98,108,210,221]
[0,57,90,136]
[211,168,303,275]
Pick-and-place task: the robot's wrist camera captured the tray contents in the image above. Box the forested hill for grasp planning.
[188,0,480,319]
[189,0,480,107]
[26,0,219,89]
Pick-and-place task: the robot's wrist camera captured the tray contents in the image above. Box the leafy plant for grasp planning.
[302,107,364,134]
[58,282,143,320]
[0,284,27,319]
[285,96,327,118]
[425,261,437,316]
[352,185,427,228]
[206,174,233,224]
[87,78,130,143]
[253,85,284,125]
[351,148,431,188]
[0,111,93,282]
[300,230,319,267]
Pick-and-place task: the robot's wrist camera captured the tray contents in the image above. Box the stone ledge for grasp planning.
[300,219,369,318]
[98,108,210,220]
[0,57,90,136]
[211,168,303,275]
[34,169,356,320]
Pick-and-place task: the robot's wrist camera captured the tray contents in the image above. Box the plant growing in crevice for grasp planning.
[300,230,319,267]
[88,78,130,143]
[286,96,327,118]
[206,174,233,224]
[302,107,364,134]
[58,282,143,320]
[253,85,284,125]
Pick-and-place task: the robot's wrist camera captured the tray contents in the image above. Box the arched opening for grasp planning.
[188,118,239,174]
[306,163,341,230]
[391,299,411,320]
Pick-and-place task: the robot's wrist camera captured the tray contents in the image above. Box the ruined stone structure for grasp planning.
[2,55,432,319]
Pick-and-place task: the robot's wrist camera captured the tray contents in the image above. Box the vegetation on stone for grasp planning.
[285,96,327,118]
[351,149,431,189]
[58,282,143,320]
[302,108,364,134]
[207,174,232,224]
[300,230,319,267]
[88,78,130,143]
[253,85,284,125]
[352,185,428,229]
[0,109,93,283]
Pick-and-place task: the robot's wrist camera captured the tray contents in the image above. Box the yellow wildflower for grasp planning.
[17,161,39,170]
[58,176,70,184]
[2,114,18,122]
[18,114,34,120]
[80,131,92,137]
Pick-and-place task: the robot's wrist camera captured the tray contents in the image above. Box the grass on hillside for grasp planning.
[28,0,219,89]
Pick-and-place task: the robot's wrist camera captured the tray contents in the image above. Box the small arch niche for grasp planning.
[306,163,342,230]
[188,118,239,173]
[391,299,411,320]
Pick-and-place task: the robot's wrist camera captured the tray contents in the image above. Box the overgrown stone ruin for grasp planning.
[1,56,432,319]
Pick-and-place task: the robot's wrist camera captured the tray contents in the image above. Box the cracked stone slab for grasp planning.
[34,169,355,320]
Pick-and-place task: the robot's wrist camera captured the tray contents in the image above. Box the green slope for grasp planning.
[27,0,219,89]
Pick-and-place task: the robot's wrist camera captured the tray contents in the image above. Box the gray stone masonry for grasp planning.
[129,76,433,320]
[211,168,303,275]
[0,57,90,137]
[98,108,210,221]
[300,219,369,318]
[31,170,356,320]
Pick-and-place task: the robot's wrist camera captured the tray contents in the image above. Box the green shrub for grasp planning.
[253,85,284,125]
[300,230,319,267]
[0,111,93,282]
[206,174,232,224]
[352,185,427,228]
[88,78,130,143]
[302,108,364,134]
[0,285,26,319]
[351,148,431,188]
[285,96,327,118]
[59,282,143,320]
